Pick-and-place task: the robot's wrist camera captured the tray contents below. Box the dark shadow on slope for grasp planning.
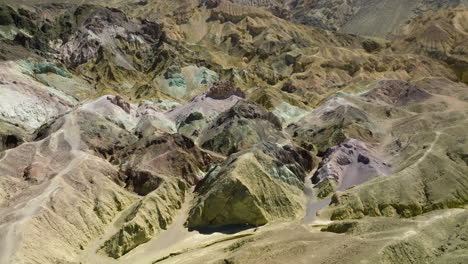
[188,223,257,235]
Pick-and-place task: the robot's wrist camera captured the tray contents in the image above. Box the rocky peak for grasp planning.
[216,99,281,128]
[205,80,246,100]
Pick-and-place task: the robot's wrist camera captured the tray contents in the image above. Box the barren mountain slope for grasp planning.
[213,0,468,37]
[0,1,467,264]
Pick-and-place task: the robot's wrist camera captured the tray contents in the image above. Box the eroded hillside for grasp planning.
[0,1,467,264]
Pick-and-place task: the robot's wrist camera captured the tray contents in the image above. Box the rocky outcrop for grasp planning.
[119,133,221,188]
[134,111,177,138]
[322,114,468,220]
[186,142,313,228]
[158,65,219,99]
[289,97,377,154]
[108,95,131,114]
[76,111,138,159]
[363,80,432,106]
[199,100,285,155]
[0,121,27,152]
[166,86,242,139]
[58,5,163,67]
[100,178,187,258]
[205,80,246,100]
[0,61,76,131]
[312,139,392,198]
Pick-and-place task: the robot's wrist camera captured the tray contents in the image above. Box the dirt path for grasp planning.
[77,194,142,264]
[118,191,197,264]
[303,139,393,225]
[414,131,440,167]
[77,188,250,264]
[402,131,441,169]
[302,166,333,224]
[77,191,193,264]
[118,190,254,264]
[0,115,85,264]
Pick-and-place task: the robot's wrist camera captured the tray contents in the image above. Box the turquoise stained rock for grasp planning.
[194,67,218,85]
[21,60,73,78]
